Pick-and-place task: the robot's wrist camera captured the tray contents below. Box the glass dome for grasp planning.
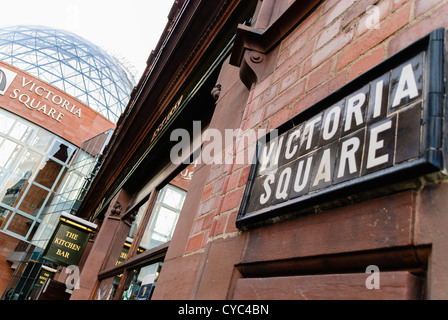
[0,25,135,123]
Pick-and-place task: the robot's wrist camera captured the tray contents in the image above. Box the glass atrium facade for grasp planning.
[0,25,135,123]
[0,108,77,241]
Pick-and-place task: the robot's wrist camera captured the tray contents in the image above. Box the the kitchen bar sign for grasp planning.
[42,213,97,267]
[237,29,447,229]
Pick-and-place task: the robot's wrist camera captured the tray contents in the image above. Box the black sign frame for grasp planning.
[236,28,447,230]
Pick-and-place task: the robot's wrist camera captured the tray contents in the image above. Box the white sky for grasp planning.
[0,0,175,82]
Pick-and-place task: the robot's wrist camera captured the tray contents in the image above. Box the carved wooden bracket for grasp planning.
[110,201,123,216]
[229,0,320,89]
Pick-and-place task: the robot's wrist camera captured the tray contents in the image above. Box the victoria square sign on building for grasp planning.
[237,29,448,229]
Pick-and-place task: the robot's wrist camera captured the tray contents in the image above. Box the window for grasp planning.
[139,184,186,251]
[95,163,194,300]
[0,108,77,241]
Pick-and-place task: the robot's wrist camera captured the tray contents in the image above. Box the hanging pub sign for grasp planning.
[236,29,447,229]
[35,266,58,287]
[42,213,97,267]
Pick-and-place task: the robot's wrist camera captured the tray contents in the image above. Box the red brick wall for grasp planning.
[184,0,448,257]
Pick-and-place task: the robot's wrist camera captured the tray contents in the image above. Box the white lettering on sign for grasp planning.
[9,76,82,123]
[245,52,424,215]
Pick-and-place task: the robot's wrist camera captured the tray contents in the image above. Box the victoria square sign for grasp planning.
[236,29,448,229]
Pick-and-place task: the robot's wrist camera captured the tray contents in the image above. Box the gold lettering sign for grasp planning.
[43,217,94,267]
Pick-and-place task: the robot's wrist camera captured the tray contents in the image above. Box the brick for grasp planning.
[288,31,309,57]
[201,213,214,231]
[242,107,264,131]
[243,94,261,120]
[304,26,355,75]
[198,195,217,216]
[212,214,228,237]
[322,0,341,14]
[307,58,334,92]
[323,0,357,26]
[356,0,391,36]
[279,67,301,94]
[348,45,386,81]
[388,2,448,56]
[201,183,214,201]
[269,107,291,131]
[191,218,204,235]
[225,210,239,234]
[260,83,279,107]
[225,171,240,193]
[185,233,205,254]
[292,70,347,117]
[281,6,321,51]
[252,74,272,101]
[212,176,226,195]
[220,188,244,213]
[276,48,289,67]
[415,0,445,17]
[336,4,410,71]
[392,0,408,12]
[342,0,380,28]
[206,163,225,184]
[264,79,305,120]
[274,40,314,84]
[238,165,252,188]
[316,18,342,49]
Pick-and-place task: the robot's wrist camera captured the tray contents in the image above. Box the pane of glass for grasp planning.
[16,183,49,216]
[94,277,121,300]
[163,187,184,209]
[0,206,11,226]
[152,207,178,241]
[33,158,64,189]
[0,139,22,168]
[138,184,186,251]
[31,210,60,250]
[9,121,33,142]
[0,150,43,209]
[128,200,150,240]
[4,212,34,238]
[0,112,15,134]
[49,142,76,164]
[122,262,162,300]
[29,129,54,153]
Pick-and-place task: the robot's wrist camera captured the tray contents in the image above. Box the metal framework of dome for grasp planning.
[0,25,135,123]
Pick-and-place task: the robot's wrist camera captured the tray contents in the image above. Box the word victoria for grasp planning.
[246,52,424,214]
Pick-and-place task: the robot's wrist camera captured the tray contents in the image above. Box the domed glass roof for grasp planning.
[0,25,135,123]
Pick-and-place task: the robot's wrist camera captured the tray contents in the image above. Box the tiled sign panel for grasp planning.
[237,30,446,229]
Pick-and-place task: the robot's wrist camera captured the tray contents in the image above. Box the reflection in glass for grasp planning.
[0,113,14,134]
[9,122,33,142]
[2,213,36,238]
[122,262,162,300]
[0,108,77,241]
[30,130,54,153]
[0,139,22,168]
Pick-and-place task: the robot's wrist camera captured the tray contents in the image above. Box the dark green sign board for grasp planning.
[42,217,94,267]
